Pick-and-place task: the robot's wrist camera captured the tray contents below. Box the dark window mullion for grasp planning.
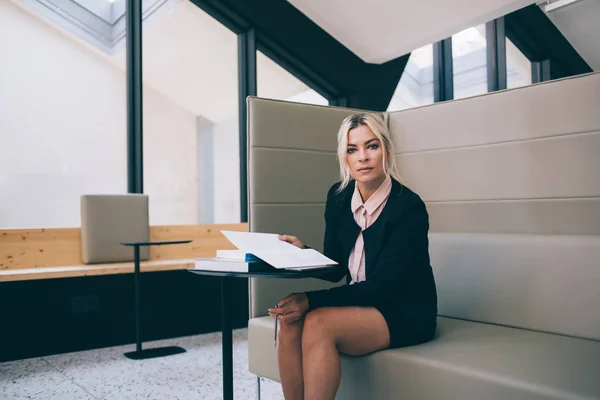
[532,59,552,83]
[486,17,507,92]
[238,29,257,223]
[126,0,143,194]
[433,38,453,102]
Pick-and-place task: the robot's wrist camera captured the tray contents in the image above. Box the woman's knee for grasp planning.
[302,309,334,348]
[278,319,304,345]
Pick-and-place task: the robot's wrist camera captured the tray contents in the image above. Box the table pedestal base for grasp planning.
[124,346,186,360]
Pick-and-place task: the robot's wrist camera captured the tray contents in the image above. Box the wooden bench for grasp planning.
[0,223,248,282]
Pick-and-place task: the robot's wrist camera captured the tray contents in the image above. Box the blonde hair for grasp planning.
[336,112,403,193]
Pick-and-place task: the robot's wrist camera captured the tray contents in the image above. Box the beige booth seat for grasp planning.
[247,73,600,400]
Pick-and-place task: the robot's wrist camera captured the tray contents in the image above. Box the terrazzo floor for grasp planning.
[0,328,283,400]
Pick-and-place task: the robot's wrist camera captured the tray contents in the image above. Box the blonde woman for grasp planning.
[269,113,438,400]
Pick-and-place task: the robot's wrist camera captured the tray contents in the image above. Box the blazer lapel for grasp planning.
[338,212,361,258]
[334,181,361,260]
[363,179,402,278]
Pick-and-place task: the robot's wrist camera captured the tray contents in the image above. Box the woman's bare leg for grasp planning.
[277,318,305,400]
[301,307,390,400]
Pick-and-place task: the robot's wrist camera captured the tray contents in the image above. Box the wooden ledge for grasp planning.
[0,259,196,282]
[0,223,248,283]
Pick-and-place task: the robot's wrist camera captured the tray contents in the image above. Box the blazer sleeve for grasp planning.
[318,184,348,283]
[306,196,429,309]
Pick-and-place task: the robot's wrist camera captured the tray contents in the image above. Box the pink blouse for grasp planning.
[348,176,392,283]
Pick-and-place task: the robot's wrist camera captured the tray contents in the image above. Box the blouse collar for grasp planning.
[350,175,392,216]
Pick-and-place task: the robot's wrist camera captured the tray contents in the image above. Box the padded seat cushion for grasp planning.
[80,194,150,264]
[248,316,600,400]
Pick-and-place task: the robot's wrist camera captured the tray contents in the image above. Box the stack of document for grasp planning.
[215,250,260,262]
[192,231,338,272]
[193,257,270,273]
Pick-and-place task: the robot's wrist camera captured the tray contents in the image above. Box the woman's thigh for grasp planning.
[306,307,390,356]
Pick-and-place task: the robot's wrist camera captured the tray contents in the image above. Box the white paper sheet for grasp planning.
[220,231,338,269]
[221,231,300,252]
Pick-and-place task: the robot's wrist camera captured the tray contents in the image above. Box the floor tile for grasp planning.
[1,328,284,400]
[0,358,94,400]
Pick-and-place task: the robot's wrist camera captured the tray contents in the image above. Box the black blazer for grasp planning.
[306,179,438,328]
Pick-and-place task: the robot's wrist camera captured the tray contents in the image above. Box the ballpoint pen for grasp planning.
[274,304,279,348]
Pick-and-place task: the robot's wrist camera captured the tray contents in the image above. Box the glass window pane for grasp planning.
[507,37,532,89]
[257,51,328,106]
[387,44,434,111]
[142,0,239,224]
[452,25,488,99]
[0,0,126,228]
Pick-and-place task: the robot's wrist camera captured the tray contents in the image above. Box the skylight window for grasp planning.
[15,0,177,54]
[409,45,434,69]
[452,26,486,58]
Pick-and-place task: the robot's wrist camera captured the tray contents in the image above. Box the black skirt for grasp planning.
[376,304,437,349]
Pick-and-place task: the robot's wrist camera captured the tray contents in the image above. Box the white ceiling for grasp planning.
[544,0,600,71]
[287,0,536,64]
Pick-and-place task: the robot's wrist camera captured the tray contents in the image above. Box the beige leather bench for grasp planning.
[246,73,600,399]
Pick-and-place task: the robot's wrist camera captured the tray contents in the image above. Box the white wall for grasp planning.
[0,1,198,228]
[195,116,241,224]
[143,87,198,226]
[212,117,240,223]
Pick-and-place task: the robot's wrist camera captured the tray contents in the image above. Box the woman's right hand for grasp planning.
[278,235,305,249]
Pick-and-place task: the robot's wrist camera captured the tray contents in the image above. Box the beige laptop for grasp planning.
[80,194,150,264]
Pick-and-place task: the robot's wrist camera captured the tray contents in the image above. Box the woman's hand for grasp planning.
[268,293,309,324]
[278,235,305,249]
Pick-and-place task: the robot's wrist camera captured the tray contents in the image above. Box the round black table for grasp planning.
[188,266,339,400]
